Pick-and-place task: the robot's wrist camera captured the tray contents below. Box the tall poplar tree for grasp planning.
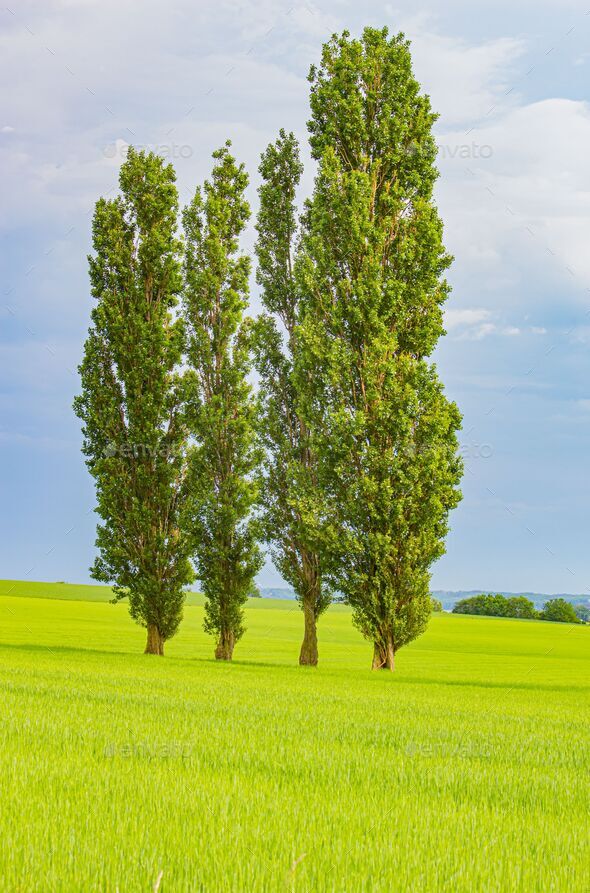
[183,143,262,661]
[296,28,463,670]
[74,148,193,655]
[253,130,330,666]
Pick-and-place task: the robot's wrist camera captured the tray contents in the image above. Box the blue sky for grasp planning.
[2,0,590,594]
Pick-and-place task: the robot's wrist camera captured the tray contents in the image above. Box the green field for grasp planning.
[0,582,588,892]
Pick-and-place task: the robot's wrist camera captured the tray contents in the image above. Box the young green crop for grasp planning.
[0,583,588,891]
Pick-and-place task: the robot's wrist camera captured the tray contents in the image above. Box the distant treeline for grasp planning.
[452,594,586,623]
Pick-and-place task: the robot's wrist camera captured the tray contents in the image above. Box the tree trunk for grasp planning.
[371,634,395,671]
[215,628,235,661]
[299,599,318,666]
[145,623,164,655]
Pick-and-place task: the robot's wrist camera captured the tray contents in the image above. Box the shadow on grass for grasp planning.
[0,640,139,660]
[0,640,303,672]
[0,641,586,692]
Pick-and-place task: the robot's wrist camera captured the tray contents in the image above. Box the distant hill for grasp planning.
[262,586,590,612]
[259,588,296,600]
[2,580,588,613]
[431,590,590,611]
[0,579,206,606]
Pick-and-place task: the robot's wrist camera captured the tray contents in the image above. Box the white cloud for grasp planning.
[0,0,319,230]
[4,3,588,328]
[408,29,525,126]
[1,6,588,373]
[445,309,492,329]
[437,97,590,306]
[445,308,522,340]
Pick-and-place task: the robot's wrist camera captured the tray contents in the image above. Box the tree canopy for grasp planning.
[182,143,262,661]
[295,28,463,670]
[74,148,193,654]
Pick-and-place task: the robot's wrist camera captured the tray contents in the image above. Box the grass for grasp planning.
[0,582,588,892]
[0,579,205,606]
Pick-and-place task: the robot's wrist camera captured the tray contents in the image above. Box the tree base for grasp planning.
[299,599,319,666]
[145,624,164,655]
[372,639,395,671]
[215,631,235,661]
[299,642,318,666]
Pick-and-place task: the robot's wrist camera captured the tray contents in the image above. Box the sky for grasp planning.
[1,0,590,595]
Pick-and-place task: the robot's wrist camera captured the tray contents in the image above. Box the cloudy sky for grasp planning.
[2,0,590,595]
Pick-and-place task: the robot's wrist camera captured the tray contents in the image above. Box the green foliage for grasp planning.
[296,28,463,668]
[1,588,589,890]
[73,148,193,648]
[430,597,443,612]
[182,143,262,659]
[573,603,590,623]
[453,594,583,623]
[253,130,330,664]
[540,598,581,624]
[506,595,539,619]
[255,130,304,326]
[453,594,538,619]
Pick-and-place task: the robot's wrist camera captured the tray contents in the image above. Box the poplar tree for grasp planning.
[74,148,193,655]
[183,143,262,661]
[297,28,463,670]
[253,130,330,666]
